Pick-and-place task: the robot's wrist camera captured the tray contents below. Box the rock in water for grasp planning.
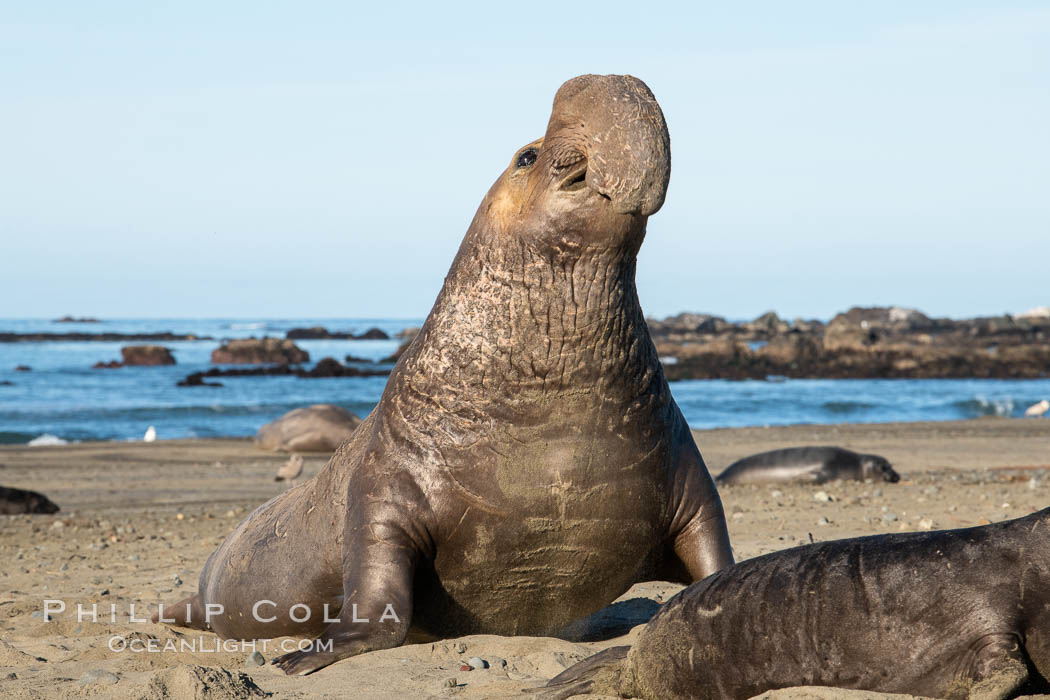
[211,338,309,365]
[120,345,176,365]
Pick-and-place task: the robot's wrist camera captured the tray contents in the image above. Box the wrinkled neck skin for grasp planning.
[381,198,670,454]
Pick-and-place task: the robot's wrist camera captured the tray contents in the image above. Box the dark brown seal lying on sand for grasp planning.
[0,486,60,515]
[156,74,733,675]
[539,508,1050,699]
[715,446,899,485]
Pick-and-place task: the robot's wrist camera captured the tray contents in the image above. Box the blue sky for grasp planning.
[2,2,1047,321]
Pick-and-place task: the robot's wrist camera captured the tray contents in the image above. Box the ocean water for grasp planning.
[1,319,1049,444]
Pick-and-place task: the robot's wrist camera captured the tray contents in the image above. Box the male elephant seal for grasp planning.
[0,486,60,515]
[715,446,899,485]
[157,74,733,675]
[540,507,1050,699]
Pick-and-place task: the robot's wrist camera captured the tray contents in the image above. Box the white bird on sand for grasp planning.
[143,426,157,442]
[275,454,304,483]
[1025,400,1050,417]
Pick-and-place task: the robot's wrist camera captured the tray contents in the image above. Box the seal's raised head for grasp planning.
[485,74,670,254]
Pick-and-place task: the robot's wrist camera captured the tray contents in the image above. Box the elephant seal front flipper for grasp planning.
[272,464,429,674]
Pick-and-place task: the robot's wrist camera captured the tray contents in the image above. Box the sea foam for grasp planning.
[27,433,69,446]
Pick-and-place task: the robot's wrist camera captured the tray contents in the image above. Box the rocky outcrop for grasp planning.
[177,357,389,386]
[121,345,176,366]
[303,357,384,377]
[654,306,1050,380]
[286,326,390,340]
[210,338,309,365]
[256,404,363,453]
[1019,306,1050,320]
[54,316,100,323]
[176,373,223,387]
[0,331,207,343]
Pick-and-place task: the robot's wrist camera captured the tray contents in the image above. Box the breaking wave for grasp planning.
[27,433,69,446]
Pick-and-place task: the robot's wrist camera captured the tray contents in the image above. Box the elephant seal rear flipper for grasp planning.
[536,646,631,700]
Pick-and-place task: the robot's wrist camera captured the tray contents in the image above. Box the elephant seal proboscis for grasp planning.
[539,508,1050,699]
[715,446,899,486]
[157,74,733,675]
[0,485,60,515]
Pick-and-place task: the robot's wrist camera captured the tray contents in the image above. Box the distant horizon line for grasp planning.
[2,304,1047,325]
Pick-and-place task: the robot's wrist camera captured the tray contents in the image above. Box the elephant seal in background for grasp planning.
[0,486,60,515]
[256,404,363,453]
[715,446,899,485]
[540,507,1050,700]
[158,74,733,675]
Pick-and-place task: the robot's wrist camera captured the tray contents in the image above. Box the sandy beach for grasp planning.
[2,417,1049,699]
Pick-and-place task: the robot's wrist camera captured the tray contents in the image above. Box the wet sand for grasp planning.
[1,417,1048,699]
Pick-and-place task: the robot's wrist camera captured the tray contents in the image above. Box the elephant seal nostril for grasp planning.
[560,165,588,191]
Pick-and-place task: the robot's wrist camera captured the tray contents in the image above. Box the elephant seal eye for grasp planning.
[516,148,537,168]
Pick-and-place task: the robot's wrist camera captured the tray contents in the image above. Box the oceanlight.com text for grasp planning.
[108,636,334,654]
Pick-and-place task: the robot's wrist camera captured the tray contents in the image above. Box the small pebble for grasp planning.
[813,491,831,503]
[245,651,265,667]
[489,656,507,669]
[176,513,184,520]
[127,554,140,561]
[79,669,119,686]
[881,512,898,522]
[468,656,488,670]
[443,677,458,688]
[173,575,183,586]
[770,489,783,499]
[817,516,830,526]
[872,489,883,498]
[454,642,466,654]
[918,518,935,530]
[50,521,64,530]
[1028,478,1040,491]
[59,562,69,571]
[6,672,17,680]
